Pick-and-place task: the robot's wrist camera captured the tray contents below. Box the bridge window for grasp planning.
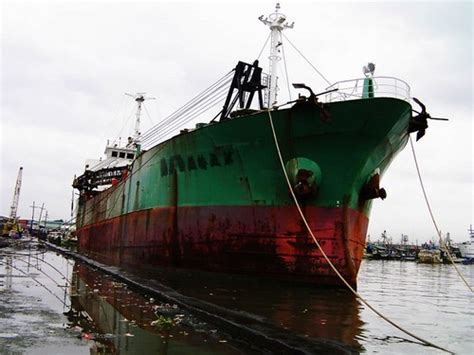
[119,152,126,158]
[127,153,134,159]
[111,151,118,157]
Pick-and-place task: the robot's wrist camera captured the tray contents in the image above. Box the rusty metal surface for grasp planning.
[77,205,367,288]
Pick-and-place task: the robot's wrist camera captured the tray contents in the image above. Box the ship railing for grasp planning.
[325,76,411,103]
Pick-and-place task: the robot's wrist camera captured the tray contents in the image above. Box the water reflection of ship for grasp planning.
[67,263,242,355]
[168,269,363,350]
[67,264,155,354]
[69,263,364,352]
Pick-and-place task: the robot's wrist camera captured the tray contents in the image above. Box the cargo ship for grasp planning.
[73,4,433,288]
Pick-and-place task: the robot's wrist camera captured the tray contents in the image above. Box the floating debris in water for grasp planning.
[81,332,94,340]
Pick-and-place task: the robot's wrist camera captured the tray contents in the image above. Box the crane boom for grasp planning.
[9,167,23,219]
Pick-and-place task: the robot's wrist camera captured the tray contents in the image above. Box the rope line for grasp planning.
[257,33,271,61]
[281,39,292,102]
[409,136,473,292]
[141,81,224,141]
[113,101,136,144]
[282,33,332,86]
[140,71,233,143]
[142,86,230,148]
[266,109,452,354]
[142,103,155,126]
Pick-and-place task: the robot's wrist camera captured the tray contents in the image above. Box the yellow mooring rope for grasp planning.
[267,110,453,354]
[409,136,473,292]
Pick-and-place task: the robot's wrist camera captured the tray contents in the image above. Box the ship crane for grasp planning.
[9,167,23,220]
[2,167,23,237]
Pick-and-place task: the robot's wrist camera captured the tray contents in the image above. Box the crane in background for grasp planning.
[2,167,23,237]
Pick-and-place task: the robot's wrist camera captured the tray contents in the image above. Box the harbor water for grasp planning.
[0,242,472,354]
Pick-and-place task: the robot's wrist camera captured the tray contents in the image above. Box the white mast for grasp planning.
[9,167,23,219]
[259,3,294,107]
[125,92,155,148]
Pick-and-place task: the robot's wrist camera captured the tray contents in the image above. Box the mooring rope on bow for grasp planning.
[266,109,453,354]
[409,136,473,292]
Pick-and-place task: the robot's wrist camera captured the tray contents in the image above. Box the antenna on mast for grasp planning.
[124,92,156,148]
[259,3,294,107]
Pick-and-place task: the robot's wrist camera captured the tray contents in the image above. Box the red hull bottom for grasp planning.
[77,205,368,288]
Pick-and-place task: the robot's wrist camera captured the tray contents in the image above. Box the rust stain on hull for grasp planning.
[77,205,368,288]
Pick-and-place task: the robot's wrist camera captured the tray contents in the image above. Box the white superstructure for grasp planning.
[84,92,155,173]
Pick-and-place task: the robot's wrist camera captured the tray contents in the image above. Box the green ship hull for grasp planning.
[76,97,412,288]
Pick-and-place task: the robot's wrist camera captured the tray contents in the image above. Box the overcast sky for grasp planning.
[1,0,472,242]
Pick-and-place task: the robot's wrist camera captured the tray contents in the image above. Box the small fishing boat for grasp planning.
[418,249,442,264]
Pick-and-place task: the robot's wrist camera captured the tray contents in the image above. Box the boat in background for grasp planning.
[73,4,437,288]
[417,249,442,264]
[364,231,419,261]
[458,225,474,260]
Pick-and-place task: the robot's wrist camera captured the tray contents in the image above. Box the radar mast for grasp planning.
[124,92,156,148]
[259,3,294,107]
